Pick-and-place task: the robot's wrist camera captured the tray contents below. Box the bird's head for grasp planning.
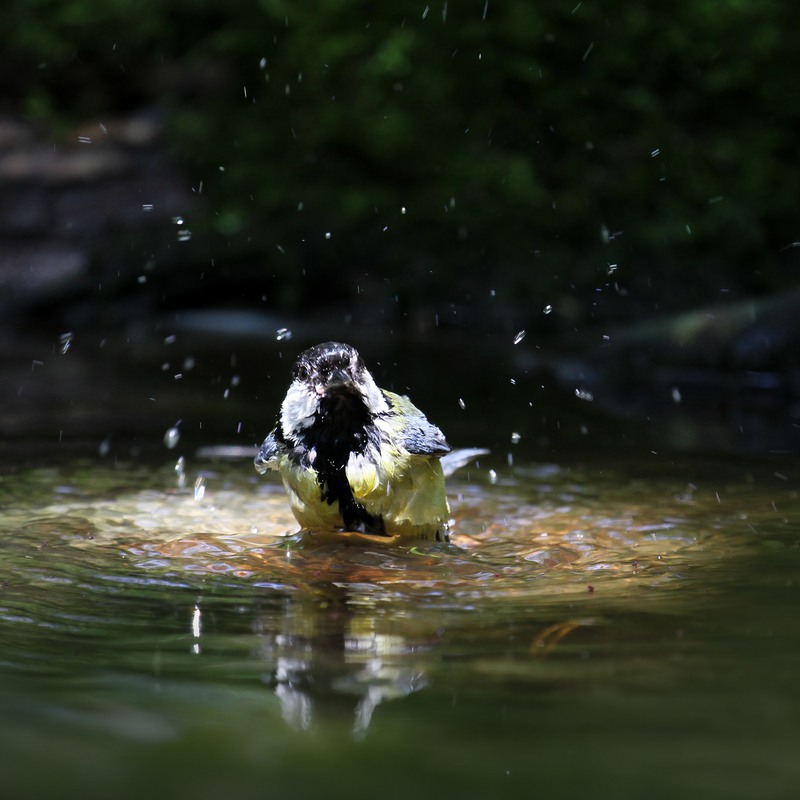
[280,342,388,441]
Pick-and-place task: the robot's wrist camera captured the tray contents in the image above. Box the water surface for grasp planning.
[1,452,798,799]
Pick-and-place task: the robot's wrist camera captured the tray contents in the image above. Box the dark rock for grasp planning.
[0,185,51,235]
[0,243,89,302]
[0,110,200,324]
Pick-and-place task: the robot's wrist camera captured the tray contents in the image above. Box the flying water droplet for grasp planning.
[543,304,553,315]
[194,476,206,501]
[510,432,521,444]
[276,328,293,341]
[513,330,526,345]
[575,388,594,402]
[163,426,180,449]
[175,456,186,488]
[58,332,74,354]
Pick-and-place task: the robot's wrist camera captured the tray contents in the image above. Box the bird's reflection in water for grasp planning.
[253,585,432,737]
[182,530,464,738]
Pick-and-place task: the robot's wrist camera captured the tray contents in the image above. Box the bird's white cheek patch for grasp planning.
[360,374,390,414]
[281,381,318,435]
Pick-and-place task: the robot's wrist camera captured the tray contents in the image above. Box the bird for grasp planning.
[254,341,452,541]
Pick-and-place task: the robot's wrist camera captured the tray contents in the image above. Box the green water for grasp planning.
[1,452,799,799]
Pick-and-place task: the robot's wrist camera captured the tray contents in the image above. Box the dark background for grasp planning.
[2,0,799,458]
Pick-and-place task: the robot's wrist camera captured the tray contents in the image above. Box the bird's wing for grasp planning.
[384,391,451,457]
[254,429,282,473]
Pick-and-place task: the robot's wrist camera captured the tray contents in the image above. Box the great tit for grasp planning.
[254,341,452,541]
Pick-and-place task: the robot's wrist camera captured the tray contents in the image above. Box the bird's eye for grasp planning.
[296,364,310,381]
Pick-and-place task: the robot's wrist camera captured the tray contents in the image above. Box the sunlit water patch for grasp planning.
[1,457,755,607]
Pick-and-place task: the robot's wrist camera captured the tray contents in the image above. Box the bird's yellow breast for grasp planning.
[277,447,449,540]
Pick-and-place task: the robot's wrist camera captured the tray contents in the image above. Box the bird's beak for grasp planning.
[318,368,350,394]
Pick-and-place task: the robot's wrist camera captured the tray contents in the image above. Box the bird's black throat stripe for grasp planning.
[301,390,386,535]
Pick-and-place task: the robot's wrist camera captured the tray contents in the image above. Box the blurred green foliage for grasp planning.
[4,0,799,326]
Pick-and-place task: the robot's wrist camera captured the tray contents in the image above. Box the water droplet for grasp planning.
[510,432,521,444]
[230,375,241,387]
[672,387,682,404]
[458,398,466,410]
[142,203,154,212]
[172,216,184,226]
[401,206,407,214]
[177,229,193,242]
[513,330,526,345]
[163,426,180,449]
[575,388,594,402]
[194,476,206,501]
[488,469,497,485]
[543,304,553,315]
[276,328,293,341]
[324,231,332,240]
[175,456,186,488]
[98,437,111,456]
[58,332,74,355]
